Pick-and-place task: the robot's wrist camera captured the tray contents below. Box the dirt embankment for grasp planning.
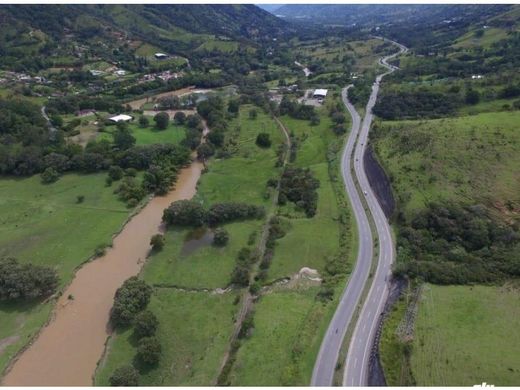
[363,145,395,219]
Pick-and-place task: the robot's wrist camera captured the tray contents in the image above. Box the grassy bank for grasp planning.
[0,173,137,374]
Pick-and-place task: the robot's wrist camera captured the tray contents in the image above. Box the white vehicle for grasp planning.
[364,190,368,195]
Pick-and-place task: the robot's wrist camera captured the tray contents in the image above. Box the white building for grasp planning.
[313,89,328,99]
[108,114,133,123]
[154,53,168,60]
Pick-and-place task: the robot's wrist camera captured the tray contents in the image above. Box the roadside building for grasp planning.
[313,89,328,99]
[108,114,133,123]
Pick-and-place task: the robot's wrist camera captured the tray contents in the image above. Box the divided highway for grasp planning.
[311,38,407,387]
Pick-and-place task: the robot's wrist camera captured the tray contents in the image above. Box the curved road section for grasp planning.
[311,38,407,387]
[343,39,407,387]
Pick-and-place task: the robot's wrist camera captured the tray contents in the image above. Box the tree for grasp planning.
[331,111,346,124]
[108,165,124,181]
[114,127,136,150]
[150,234,165,251]
[173,111,186,125]
[186,114,202,129]
[41,167,60,184]
[465,89,480,105]
[162,199,207,227]
[196,143,215,161]
[109,365,139,386]
[248,109,258,120]
[227,99,240,114]
[207,131,224,147]
[213,228,229,247]
[138,115,149,128]
[255,133,271,148]
[134,310,159,338]
[0,257,58,301]
[153,112,169,130]
[137,336,162,365]
[110,277,152,327]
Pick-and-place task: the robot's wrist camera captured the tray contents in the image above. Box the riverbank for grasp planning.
[2,160,204,386]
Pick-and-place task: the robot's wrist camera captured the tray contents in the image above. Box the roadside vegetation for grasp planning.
[374,13,520,385]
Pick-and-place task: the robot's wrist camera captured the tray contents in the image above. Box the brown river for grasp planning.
[2,159,204,386]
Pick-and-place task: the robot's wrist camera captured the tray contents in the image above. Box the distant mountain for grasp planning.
[274,4,511,27]
[256,4,284,14]
[0,4,289,71]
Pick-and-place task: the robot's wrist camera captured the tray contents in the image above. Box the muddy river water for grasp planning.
[2,159,204,386]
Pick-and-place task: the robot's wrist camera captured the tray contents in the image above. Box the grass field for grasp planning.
[411,284,520,386]
[373,111,520,220]
[229,288,325,385]
[196,40,240,53]
[95,289,237,386]
[228,97,356,384]
[0,173,136,374]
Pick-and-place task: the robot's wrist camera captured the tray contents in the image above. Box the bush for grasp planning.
[76,195,85,203]
[255,133,271,148]
[0,257,58,301]
[213,228,229,247]
[109,365,139,386]
[41,167,60,184]
[162,200,206,227]
[134,310,159,339]
[150,234,165,251]
[110,277,152,327]
[153,112,169,130]
[248,108,257,119]
[137,336,162,366]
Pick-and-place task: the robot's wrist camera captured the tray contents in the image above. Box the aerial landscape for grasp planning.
[0,2,519,387]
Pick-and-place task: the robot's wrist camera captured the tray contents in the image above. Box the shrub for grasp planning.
[248,108,257,119]
[150,234,165,251]
[162,200,206,227]
[134,310,159,339]
[213,228,229,247]
[0,257,58,301]
[255,133,271,148]
[76,195,85,203]
[137,336,162,365]
[465,89,480,105]
[109,365,139,386]
[41,167,60,184]
[110,277,152,327]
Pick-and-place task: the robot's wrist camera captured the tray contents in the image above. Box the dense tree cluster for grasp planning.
[0,258,58,301]
[279,167,320,217]
[373,89,461,120]
[110,277,153,327]
[109,365,139,386]
[394,203,520,284]
[279,96,317,121]
[162,200,265,227]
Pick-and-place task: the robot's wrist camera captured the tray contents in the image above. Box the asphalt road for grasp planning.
[310,85,373,386]
[343,39,408,387]
[310,38,407,387]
